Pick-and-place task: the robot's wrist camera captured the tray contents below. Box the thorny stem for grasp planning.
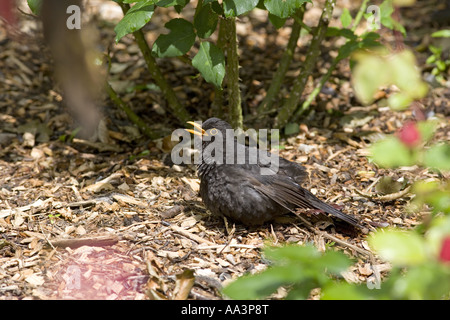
[222,16,243,129]
[275,0,336,129]
[118,3,189,123]
[292,11,312,34]
[211,17,227,119]
[257,7,305,117]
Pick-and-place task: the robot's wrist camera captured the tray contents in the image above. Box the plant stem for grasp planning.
[352,0,370,32]
[222,17,243,129]
[211,17,227,119]
[106,81,159,139]
[296,0,370,120]
[293,57,339,120]
[292,11,311,34]
[275,0,336,129]
[257,8,304,116]
[118,3,190,123]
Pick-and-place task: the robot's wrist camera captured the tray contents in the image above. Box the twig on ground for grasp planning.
[170,224,216,246]
[354,185,412,202]
[48,234,119,249]
[293,212,373,258]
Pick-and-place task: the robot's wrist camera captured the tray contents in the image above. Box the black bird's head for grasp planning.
[187,117,231,135]
[186,118,233,164]
[186,117,232,140]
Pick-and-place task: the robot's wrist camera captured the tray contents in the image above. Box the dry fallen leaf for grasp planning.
[173,269,195,300]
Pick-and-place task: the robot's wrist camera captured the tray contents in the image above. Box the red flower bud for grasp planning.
[398,121,421,148]
[439,237,450,263]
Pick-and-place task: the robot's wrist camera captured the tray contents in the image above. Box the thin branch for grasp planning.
[106,81,159,139]
[257,7,305,116]
[352,0,370,32]
[293,58,339,120]
[118,3,190,123]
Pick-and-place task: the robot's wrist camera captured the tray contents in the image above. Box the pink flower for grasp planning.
[398,121,421,148]
[439,237,450,263]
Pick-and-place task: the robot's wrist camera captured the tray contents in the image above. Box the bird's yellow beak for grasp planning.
[185,121,208,136]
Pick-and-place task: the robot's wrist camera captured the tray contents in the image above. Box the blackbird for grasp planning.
[186,118,362,229]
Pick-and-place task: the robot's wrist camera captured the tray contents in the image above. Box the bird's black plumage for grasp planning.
[190,117,362,229]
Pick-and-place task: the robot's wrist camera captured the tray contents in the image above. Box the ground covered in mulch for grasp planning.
[0,0,449,299]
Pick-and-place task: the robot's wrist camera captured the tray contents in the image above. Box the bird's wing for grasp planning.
[276,156,308,184]
[248,173,361,228]
[242,145,308,183]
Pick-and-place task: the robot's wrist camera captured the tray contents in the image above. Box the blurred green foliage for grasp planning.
[223,244,352,299]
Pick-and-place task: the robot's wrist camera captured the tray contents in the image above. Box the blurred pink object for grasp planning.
[0,0,17,26]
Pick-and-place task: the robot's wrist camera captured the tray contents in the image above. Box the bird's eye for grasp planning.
[210,128,218,136]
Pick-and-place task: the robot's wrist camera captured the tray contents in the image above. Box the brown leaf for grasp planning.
[173,269,195,300]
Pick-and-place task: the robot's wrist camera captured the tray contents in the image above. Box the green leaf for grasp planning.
[194,3,219,38]
[339,28,357,40]
[268,13,286,29]
[210,1,224,15]
[360,31,381,48]
[325,27,341,37]
[27,0,42,15]
[152,18,196,57]
[431,29,450,38]
[223,264,306,299]
[156,0,187,8]
[223,0,259,17]
[390,50,428,99]
[352,50,427,105]
[369,136,416,168]
[429,45,442,55]
[387,92,412,110]
[325,27,357,40]
[340,8,352,28]
[223,244,351,300]
[263,244,319,262]
[436,60,446,71]
[263,0,309,18]
[322,282,373,300]
[318,250,353,274]
[174,0,190,13]
[192,41,225,88]
[424,143,450,171]
[114,1,155,42]
[379,0,394,27]
[369,229,427,266]
[416,120,437,142]
[380,0,406,36]
[426,55,437,64]
[352,53,390,103]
